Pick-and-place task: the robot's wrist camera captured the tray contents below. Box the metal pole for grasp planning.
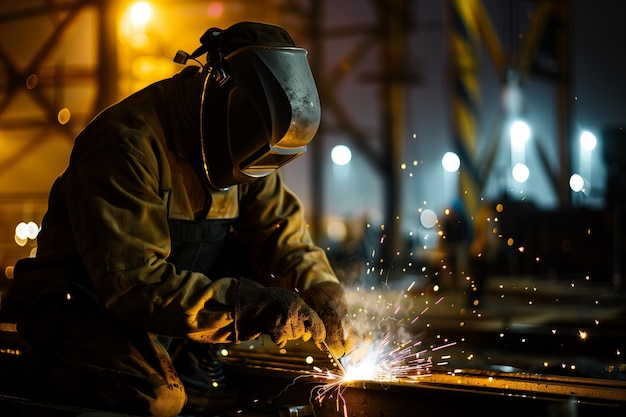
[379,0,408,267]
[448,0,481,217]
[309,0,325,244]
[95,0,119,113]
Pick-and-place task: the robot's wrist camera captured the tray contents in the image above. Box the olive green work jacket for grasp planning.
[10,68,338,346]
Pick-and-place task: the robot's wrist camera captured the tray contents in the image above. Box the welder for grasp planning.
[0,21,352,417]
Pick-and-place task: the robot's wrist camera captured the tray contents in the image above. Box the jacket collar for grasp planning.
[159,66,205,160]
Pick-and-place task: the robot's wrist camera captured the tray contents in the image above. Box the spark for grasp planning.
[302,291,455,417]
[305,336,444,417]
[432,341,457,352]
[300,256,460,416]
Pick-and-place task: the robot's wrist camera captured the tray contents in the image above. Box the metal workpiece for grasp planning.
[278,404,313,417]
[221,338,626,417]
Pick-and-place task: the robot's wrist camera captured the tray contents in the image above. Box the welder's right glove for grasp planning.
[302,281,356,358]
[235,278,326,348]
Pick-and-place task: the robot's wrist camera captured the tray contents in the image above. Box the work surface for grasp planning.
[1,275,625,416]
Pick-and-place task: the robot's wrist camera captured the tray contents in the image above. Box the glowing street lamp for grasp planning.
[330,145,352,200]
[580,131,597,151]
[130,1,153,27]
[512,163,529,183]
[510,120,530,165]
[569,173,584,192]
[420,209,437,229]
[578,130,597,196]
[510,120,531,145]
[441,151,460,202]
[441,151,460,173]
[331,145,352,166]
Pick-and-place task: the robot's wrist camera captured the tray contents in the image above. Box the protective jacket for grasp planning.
[10,67,338,346]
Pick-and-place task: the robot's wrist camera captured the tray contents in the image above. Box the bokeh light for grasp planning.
[207,2,225,18]
[331,145,352,166]
[25,74,38,89]
[580,130,597,151]
[14,221,40,247]
[420,209,437,228]
[512,163,529,183]
[441,151,460,172]
[4,266,14,279]
[57,108,71,125]
[510,120,531,146]
[327,220,348,242]
[130,1,153,26]
[569,173,584,192]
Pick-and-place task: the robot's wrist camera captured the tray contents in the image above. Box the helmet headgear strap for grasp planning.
[173,27,225,72]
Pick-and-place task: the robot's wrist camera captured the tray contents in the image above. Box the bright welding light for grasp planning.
[341,342,405,382]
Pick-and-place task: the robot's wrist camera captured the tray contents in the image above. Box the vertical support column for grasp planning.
[380,0,407,265]
[555,0,572,209]
[448,0,481,217]
[95,0,119,113]
[309,0,325,244]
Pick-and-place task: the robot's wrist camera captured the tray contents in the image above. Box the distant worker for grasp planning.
[467,202,500,307]
[0,22,352,417]
[438,199,472,292]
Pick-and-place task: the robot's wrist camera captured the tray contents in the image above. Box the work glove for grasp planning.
[302,281,355,358]
[235,278,326,348]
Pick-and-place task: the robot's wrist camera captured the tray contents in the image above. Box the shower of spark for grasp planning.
[302,276,456,417]
[340,337,435,382]
[306,329,456,417]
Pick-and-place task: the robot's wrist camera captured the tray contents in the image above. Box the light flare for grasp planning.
[307,334,449,417]
[302,288,456,416]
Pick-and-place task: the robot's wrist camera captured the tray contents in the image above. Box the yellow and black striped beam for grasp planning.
[448,0,482,217]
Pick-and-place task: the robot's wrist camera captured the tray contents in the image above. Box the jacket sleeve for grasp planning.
[233,171,339,292]
[66,127,237,343]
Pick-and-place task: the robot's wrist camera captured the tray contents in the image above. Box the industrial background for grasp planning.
[0,0,625,416]
[1,0,625,273]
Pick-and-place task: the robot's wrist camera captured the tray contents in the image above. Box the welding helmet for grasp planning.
[174,22,321,189]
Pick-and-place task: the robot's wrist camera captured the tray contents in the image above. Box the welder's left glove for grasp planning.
[302,281,355,358]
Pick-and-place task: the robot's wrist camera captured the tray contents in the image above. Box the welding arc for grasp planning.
[322,341,346,375]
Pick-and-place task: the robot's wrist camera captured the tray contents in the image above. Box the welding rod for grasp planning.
[322,340,346,375]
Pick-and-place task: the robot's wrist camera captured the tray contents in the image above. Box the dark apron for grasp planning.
[167,218,234,276]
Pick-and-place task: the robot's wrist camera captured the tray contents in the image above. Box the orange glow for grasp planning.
[57,108,71,125]
[130,1,153,27]
[25,74,38,89]
[207,2,224,18]
[4,266,14,279]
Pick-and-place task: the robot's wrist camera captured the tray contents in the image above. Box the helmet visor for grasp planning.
[225,46,320,178]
